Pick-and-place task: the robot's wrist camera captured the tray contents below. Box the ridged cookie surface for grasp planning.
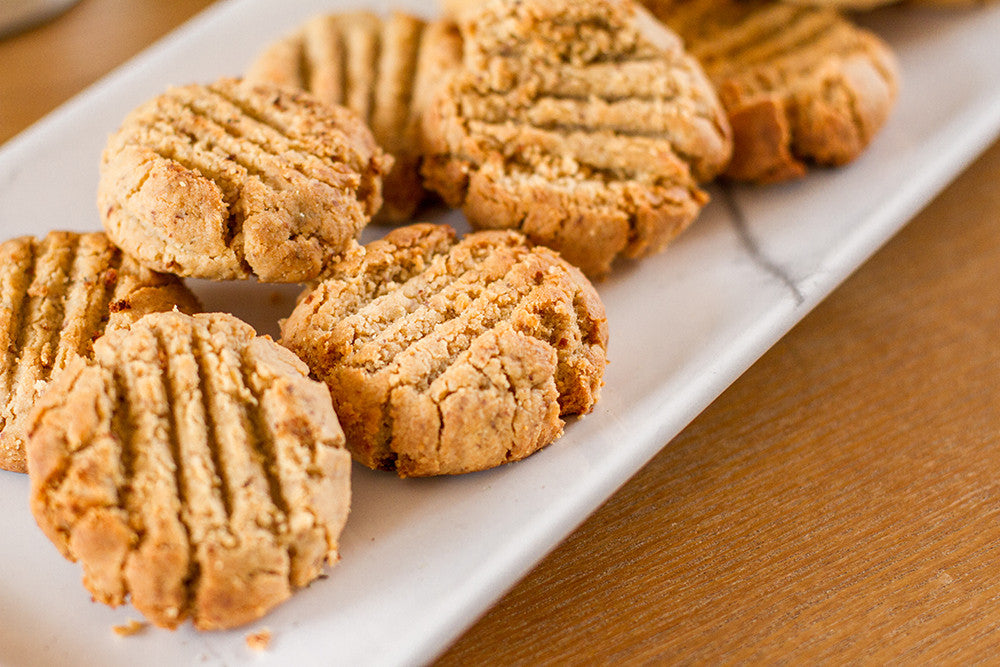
[247,12,463,222]
[420,0,732,279]
[281,224,608,477]
[643,0,899,182]
[27,311,351,630]
[98,77,390,283]
[0,231,199,473]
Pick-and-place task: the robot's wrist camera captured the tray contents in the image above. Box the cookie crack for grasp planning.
[491,354,527,464]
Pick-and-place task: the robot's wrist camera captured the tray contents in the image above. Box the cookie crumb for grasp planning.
[246,628,272,651]
[112,619,147,637]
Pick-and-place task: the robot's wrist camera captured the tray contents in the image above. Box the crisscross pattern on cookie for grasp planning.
[27,312,350,630]
[247,13,463,221]
[420,0,731,278]
[0,232,197,473]
[643,0,899,181]
[99,78,389,283]
[282,224,608,477]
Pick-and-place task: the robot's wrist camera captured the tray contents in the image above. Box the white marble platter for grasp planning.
[1,2,999,665]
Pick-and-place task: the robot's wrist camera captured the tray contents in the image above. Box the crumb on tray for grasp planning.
[246,628,272,651]
[112,619,147,637]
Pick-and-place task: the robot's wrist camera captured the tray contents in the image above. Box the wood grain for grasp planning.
[3,2,1000,663]
[0,0,217,143]
[438,137,1000,665]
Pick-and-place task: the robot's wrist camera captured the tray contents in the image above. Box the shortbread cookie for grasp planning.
[98,77,390,283]
[420,0,732,278]
[27,311,351,630]
[281,224,608,477]
[247,13,463,222]
[0,231,199,474]
[642,0,899,182]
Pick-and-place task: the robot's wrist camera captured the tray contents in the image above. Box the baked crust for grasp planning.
[281,223,608,477]
[643,0,900,182]
[420,0,732,278]
[98,77,390,282]
[0,231,199,473]
[26,311,351,630]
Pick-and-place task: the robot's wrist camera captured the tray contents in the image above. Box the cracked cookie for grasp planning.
[247,12,463,222]
[281,223,608,477]
[420,0,732,279]
[642,0,899,182]
[26,311,351,630]
[0,231,199,474]
[98,77,390,283]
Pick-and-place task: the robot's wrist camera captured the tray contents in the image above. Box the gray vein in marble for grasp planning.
[718,184,805,306]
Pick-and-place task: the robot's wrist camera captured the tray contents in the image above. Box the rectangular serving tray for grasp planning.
[2,2,1000,665]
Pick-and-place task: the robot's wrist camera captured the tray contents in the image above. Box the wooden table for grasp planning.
[4,2,1000,663]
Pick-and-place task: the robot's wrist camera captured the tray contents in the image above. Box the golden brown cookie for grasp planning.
[281,223,608,477]
[642,0,899,182]
[0,231,199,474]
[27,311,351,630]
[246,12,463,222]
[420,0,732,279]
[98,77,390,283]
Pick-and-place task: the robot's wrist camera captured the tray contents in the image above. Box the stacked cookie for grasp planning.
[5,0,908,634]
[0,231,199,473]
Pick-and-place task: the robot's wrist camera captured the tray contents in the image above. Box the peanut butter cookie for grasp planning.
[27,311,351,630]
[98,77,390,283]
[247,12,463,222]
[642,0,900,182]
[420,0,732,279]
[281,223,608,477]
[0,231,199,473]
